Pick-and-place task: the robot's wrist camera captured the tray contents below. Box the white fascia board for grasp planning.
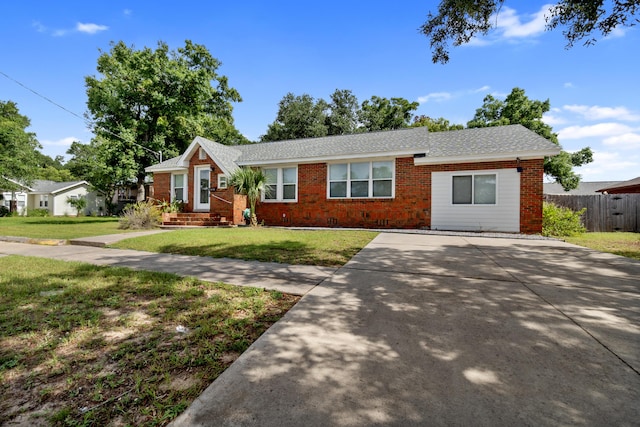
[145,166,188,173]
[237,149,421,167]
[50,181,90,195]
[413,149,561,166]
[179,137,205,164]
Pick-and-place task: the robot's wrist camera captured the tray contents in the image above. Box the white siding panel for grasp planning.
[431,169,520,232]
[53,187,89,216]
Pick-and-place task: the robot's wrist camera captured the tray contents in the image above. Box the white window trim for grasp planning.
[262,166,298,203]
[217,174,228,190]
[451,172,498,206]
[40,195,49,208]
[327,160,395,199]
[198,147,207,160]
[171,173,187,203]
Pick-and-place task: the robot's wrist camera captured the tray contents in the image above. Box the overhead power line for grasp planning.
[0,70,162,162]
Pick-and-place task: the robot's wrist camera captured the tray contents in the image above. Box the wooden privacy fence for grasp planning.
[544,194,640,232]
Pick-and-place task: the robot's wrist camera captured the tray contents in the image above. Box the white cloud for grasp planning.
[542,113,566,126]
[496,4,552,38]
[563,104,640,122]
[558,123,636,139]
[417,92,451,104]
[41,137,79,147]
[471,85,490,93]
[575,150,639,181]
[123,9,133,17]
[605,26,627,40]
[563,82,573,88]
[39,22,108,36]
[603,133,640,149]
[76,22,109,34]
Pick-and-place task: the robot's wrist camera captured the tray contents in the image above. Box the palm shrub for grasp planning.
[229,167,270,227]
[118,200,161,229]
[542,201,587,237]
[66,196,87,217]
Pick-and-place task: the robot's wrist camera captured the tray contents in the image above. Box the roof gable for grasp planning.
[30,180,89,194]
[145,137,242,175]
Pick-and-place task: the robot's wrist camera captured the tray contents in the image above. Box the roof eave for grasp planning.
[414,149,560,165]
[237,149,426,166]
[145,166,188,173]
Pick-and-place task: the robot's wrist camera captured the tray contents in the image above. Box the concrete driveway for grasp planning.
[172,232,640,426]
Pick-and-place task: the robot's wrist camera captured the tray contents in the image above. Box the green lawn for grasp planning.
[112,228,379,267]
[565,232,640,261]
[0,255,298,426]
[0,217,130,239]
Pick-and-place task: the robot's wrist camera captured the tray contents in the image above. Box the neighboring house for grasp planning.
[27,180,105,216]
[1,190,28,215]
[146,124,560,233]
[543,181,622,196]
[596,176,640,194]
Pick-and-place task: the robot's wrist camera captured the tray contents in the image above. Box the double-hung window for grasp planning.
[452,174,496,205]
[172,174,186,202]
[39,195,49,208]
[217,175,227,190]
[263,167,297,202]
[328,161,393,198]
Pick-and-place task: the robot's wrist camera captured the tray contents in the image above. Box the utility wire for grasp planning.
[0,70,162,162]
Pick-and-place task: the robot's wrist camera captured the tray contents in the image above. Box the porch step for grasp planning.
[161,212,232,227]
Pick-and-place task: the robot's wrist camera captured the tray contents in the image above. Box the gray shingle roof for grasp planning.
[146,124,561,172]
[195,136,242,175]
[145,156,183,171]
[235,124,559,164]
[30,180,88,194]
[596,176,640,192]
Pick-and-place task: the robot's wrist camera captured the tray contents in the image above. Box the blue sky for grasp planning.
[1,1,638,182]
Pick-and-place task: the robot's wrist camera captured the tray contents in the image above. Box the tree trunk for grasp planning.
[137,180,146,202]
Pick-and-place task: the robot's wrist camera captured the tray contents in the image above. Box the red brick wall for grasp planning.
[255,157,545,234]
[518,158,545,234]
[153,173,171,202]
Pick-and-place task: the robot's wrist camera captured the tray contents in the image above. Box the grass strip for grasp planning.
[112,228,378,267]
[565,232,640,261]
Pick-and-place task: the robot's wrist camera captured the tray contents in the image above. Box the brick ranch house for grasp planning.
[145,124,560,233]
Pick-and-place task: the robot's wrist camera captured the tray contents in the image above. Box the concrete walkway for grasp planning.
[170,233,640,426]
[0,232,335,295]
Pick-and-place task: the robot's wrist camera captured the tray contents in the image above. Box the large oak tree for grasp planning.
[421,1,640,63]
[83,40,245,200]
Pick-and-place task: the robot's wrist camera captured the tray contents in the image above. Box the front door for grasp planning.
[194,166,210,211]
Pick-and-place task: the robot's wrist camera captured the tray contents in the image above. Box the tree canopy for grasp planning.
[261,93,329,142]
[82,40,245,199]
[358,96,419,132]
[421,0,640,63]
[467,87,593,190]
[261,90,419,141]
[412,115,464,131]
[0,100,41,190]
